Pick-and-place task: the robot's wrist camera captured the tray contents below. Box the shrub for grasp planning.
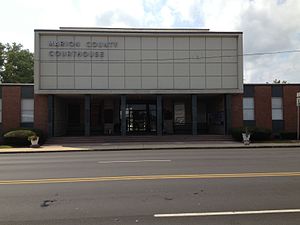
[251,127,272,141]
[29,128,46,145]
[3,128,47,146]
[3,130,36,146]
[231,127,272,142]
[231,127,246,141]
[280,132,297,140]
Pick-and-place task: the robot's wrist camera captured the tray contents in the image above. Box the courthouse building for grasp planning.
[0,28,299,137]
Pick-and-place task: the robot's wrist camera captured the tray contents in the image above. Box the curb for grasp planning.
[1,144,300,154]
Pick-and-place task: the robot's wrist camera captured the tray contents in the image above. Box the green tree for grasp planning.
[0,42,33,83]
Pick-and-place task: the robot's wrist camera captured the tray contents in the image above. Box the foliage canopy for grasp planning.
[0,42,33,83]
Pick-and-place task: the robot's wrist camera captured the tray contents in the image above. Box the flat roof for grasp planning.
[34,27,242,34]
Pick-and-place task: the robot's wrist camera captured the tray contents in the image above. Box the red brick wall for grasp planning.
[231,94,243,128]
[283,85,300,132]
[254,86,272,129]
[2,86,21,132]
[34,94,48,135]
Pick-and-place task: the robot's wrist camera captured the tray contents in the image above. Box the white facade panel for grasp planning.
[92,63,108,76]
[75,63,91,76]
[206,50,222,63]
[190,64,205,76]
[109,63,124,76]
[174,51,189,63]
[158,63,173,76]
[206,37,221,49]
[157,37,173,49]
[174,37,189,50]
[222,77,238,88]
[75,77,91,89]
[125,50,140,61]
[142,64,157,76]
[35,29,243,93]
[206,64,221,76]
[190,37,205,50]
[41,63,57,76]
[142,77,157,89]
[222,37,237,49]
[222,63,237,76]
[174,77,189,89]
[125,77,141,89]
[206,77,222,89]
[125,64,141,76]
[142,37,156,49]
[109,77,124,89]
[190,77,206,89]
[158,77,173,89]
[92,77,108,89]
[58,77,75,89]
[58,63,74,76]
[125,37,141,49]
[174,63,189,76]
[40,77,57,89]
[190,50,205,63]
[222,50,237,63]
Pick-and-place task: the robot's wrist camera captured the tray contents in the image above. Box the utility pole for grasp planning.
[297,92,300,140]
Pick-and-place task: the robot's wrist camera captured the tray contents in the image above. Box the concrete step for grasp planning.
[46,135,233,144]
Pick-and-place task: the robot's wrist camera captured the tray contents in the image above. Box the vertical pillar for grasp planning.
[121,95,126,136]
[157,95,162,135]
[84,95,91,136]
[192,95,198,135]
[225,94,232,135]
[48,95,54,137]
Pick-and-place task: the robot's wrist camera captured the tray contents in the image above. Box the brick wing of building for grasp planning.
[0,28,299,137]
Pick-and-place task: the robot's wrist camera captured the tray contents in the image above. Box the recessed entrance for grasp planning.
[126,103,157,134]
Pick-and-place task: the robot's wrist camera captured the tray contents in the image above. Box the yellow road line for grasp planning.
[1,172,300,185]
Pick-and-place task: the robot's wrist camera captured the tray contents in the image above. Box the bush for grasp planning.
[29,128,46,145]
[280,132,297,140]
[231,127,247,141]
[251,127,272,141]
[3,130,36,146]
[3,128,47,146]
[231,127,272,142]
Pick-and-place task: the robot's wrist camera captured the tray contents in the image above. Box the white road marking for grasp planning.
[154,209,300,218]
[98,159,172,164]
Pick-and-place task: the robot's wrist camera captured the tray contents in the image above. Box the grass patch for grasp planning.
[0,145,13,149]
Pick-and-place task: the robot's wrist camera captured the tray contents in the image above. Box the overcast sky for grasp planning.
[0,0,299,83]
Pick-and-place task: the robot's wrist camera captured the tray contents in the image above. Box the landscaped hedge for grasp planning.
[280,132,297,140]
[231,127,272,142]
[3,128,46,146]
[3,129,36,146]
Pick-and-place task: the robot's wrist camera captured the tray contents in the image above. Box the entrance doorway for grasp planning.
[67,103,84,135]
[126,103,156,134]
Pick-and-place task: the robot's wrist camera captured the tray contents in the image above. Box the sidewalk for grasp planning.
[1,140,300,154]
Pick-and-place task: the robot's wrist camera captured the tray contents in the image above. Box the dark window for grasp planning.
[104,109,113,123]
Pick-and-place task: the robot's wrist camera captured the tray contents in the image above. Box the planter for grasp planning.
[30,137,40,148]
[242,133,251,145]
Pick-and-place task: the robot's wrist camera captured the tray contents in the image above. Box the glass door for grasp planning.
[126,103,156,134]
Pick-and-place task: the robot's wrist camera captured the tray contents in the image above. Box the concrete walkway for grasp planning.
[1,140,300,154]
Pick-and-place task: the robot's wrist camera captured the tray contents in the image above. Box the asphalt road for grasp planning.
[0,147,300,225]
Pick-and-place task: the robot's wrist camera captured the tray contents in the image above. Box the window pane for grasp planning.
[22,110,34,122]
[174,103,185,124]
[22,99,34,110]
[272,97,282,109]
[243,109,254,120]
[272,109,283,120]
[243,97,254,109]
